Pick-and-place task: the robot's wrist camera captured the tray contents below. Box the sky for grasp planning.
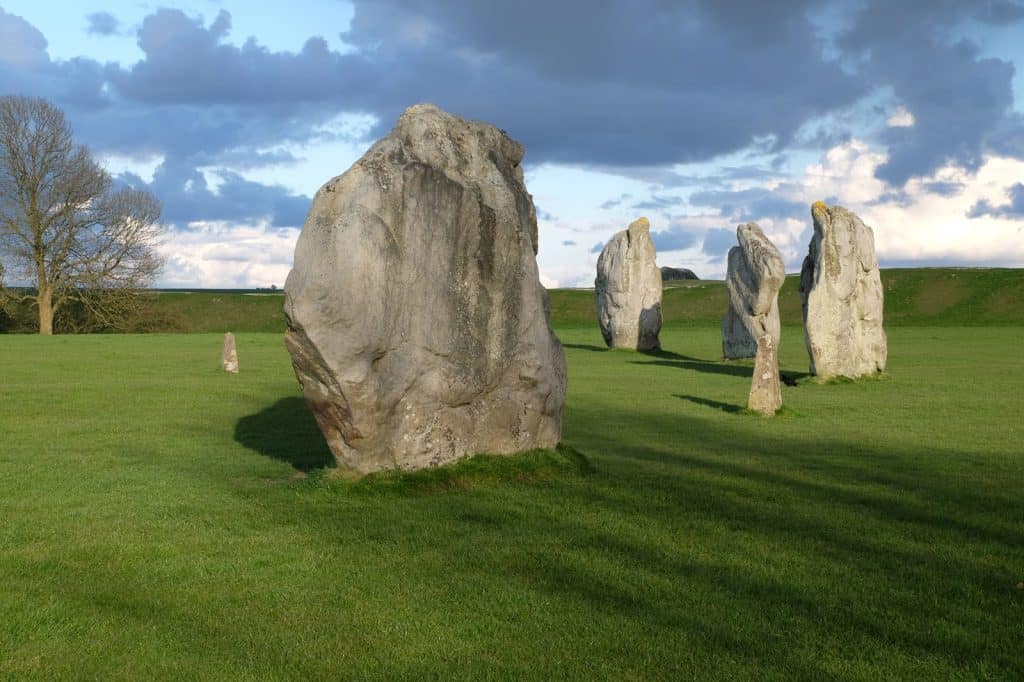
[1,0,1023,288]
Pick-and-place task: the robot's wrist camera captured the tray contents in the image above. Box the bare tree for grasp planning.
[0,95,163,334]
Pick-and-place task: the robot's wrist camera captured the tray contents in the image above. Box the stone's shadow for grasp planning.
[675,394,745,413]
[562,343,609,353]
[636,349,813,383]
[235,397,335,472]
[639,348,703,362]
[632,357,753,378]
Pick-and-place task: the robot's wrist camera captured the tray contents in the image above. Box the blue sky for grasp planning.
[2,1,1023,287]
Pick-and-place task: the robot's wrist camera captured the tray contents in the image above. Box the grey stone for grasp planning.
[748,333,782,415]
[800,202,886,378]
[722,223,785,360]
[595,217,663,350]
[222,332,239,373]
[283,104,566,474]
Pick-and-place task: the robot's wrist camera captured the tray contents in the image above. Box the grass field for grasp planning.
[2,321,1022,678]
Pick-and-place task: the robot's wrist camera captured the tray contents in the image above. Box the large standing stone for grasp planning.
[222,332,239,373]
[800,202,886,378]
[721,223,785,360]
[595,218,663,350]
[283,104,566,474]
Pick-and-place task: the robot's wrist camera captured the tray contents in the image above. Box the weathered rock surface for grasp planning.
[222,332,239,373]
[748,333,782,415]
[283,104,566,474]
[722,223,785,360]
[660,266,699,282]
[800,202,886,378]
[595,218,663,350]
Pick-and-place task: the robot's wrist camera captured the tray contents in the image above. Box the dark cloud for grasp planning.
[649,226,698,252]
[689,187,806,222]
[339,0,867,166]
[632,195,684,211]
[86,12,120,36]
[590,241,605,254]
[561,240,577,246]
[3,2,1023,235]
[868,189,912,207]
[701,228,737,257]
[600,194,631,210]
[0,7,50,68]
[967,183,1024,218]
[537,207,556,221]
[118,160,311,229]
[922,181,965,197]
[837,1,1024,185]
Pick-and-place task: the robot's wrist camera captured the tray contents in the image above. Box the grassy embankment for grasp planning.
[140,267,1024,332]
[1,267,1022,678]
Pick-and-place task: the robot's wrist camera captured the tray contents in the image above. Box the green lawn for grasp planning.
[1,325,1022,678]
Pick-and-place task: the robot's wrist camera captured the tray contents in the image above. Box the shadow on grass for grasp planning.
[675,393,745,413]
[226,400,1024,677]
[234,397,335,472]
[631,357,753,378]
[561,343,608,352]
[634,349,812,383]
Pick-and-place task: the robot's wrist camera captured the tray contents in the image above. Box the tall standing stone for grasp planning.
[283,104,567,474]
[719,223,785,414]
[595,218,663,350]
[800,202,886,379]
[222,332,239,374]
[722,223,785,360]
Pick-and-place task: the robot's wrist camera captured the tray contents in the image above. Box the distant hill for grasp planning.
[660,266,699,282]
[548,268,1024,328]
[3,268,1022,333]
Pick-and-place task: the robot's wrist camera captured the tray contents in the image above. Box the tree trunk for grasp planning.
[38,288,55,335]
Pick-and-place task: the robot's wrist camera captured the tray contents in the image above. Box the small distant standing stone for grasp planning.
[222,332,239,373]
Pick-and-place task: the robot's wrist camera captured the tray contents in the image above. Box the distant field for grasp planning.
[119,267,1024,334]
[1,325,1022,678]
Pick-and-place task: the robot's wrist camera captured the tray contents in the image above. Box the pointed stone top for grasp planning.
[628,217,651,234]
[736,221,767,241]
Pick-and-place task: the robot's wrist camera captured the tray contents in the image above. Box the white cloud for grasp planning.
[793,140,1024,266]
[886,106,916,128]
[156,221,298,288]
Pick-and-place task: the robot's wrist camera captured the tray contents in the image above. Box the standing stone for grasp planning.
[222,332,239,374]
[721,223,785,360]
[800,202,886,378]
[748,333,783,415]
[283,104,566,475]
[595,218,663,350]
